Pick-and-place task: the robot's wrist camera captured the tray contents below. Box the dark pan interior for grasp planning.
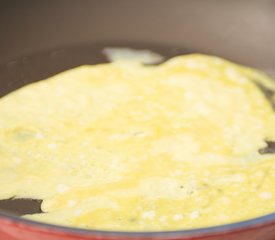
[0,42,193,97]
[0,0,275,220]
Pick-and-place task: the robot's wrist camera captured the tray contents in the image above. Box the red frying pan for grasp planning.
[0,1,275,239]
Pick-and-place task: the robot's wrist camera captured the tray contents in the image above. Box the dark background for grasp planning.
[0,0,274,76]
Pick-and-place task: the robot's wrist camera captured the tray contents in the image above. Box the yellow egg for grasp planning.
[0,54,275,231]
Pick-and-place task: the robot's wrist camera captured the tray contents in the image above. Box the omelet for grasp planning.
[0,54,275,231]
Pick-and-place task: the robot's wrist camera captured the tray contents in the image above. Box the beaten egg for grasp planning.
[0,54,275,231]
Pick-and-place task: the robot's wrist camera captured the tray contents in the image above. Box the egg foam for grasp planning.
[0,54,275,231]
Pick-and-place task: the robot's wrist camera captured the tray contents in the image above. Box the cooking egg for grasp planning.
[0,54,274,231]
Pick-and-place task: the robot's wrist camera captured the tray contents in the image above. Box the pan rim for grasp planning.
[0,210,275,238]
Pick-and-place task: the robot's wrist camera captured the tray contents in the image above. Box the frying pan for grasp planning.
[0,0,275,239]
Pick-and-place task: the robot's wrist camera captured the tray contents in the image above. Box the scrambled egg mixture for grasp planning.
[0,54,275,231]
